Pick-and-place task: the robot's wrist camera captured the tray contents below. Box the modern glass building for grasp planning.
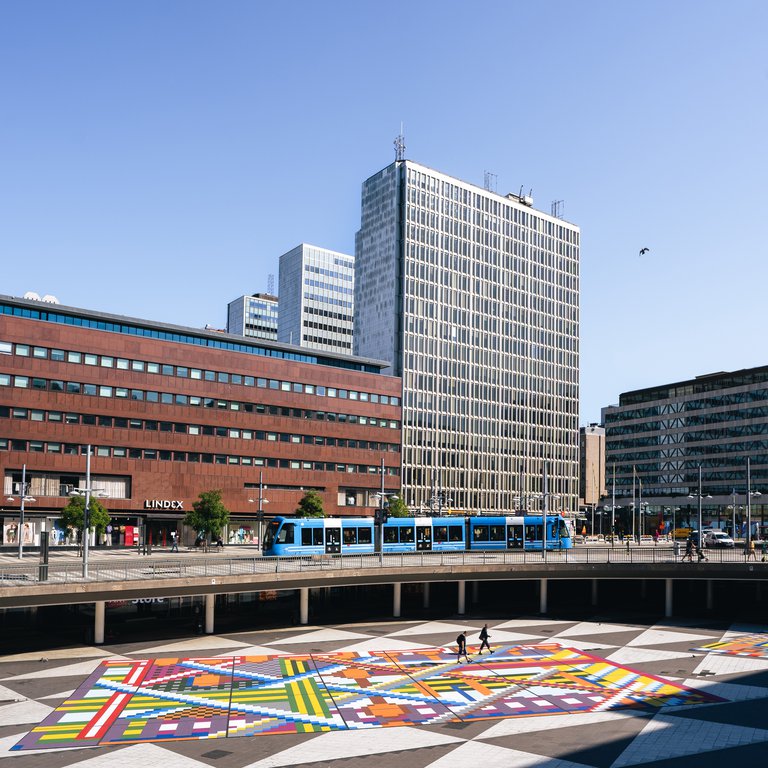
[278,244,354,354]
[602,367,768,536]
[226,293,279,340]
[354,160,580,515]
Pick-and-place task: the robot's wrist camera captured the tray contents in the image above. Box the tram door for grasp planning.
[416,524,432,551]
[507,523,524,549]
[325,526,341,554]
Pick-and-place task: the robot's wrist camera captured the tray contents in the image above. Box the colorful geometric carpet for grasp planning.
[12,643,721,751]
[692,633,768,658]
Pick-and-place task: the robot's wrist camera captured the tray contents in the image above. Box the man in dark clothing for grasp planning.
[456,631,471,663]
[684,537,694,562]
[478,624,491,654]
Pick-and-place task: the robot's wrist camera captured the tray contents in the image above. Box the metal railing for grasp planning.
[0,545,760,587]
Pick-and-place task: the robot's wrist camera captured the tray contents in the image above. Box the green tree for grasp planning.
[184,489,230,548]
[386,495,410,518]
[296,490,325,518]
[59,495,111,541]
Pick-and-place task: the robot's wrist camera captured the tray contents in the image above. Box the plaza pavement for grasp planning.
[2,613,768,767]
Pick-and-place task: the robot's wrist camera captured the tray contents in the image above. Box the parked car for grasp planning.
[704,531,735,548]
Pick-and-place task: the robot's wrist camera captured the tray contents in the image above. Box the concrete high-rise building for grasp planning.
[278,244,354,353]
[227,293,279,340]
[354,160,580,514]
[579,424,606,509]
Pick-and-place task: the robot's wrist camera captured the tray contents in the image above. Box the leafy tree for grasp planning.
[185,489,230,547]
[386,495,410,518]
[59,495,111,540]
[296,490,325,518]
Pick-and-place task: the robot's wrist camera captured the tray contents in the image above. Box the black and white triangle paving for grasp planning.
[2,617,768,767]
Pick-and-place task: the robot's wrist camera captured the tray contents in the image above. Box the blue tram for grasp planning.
[262,514,572,557]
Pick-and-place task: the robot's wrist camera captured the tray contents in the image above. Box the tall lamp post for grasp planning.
[688,464,711,548]
[68,445,108,578]
[6,463,36,559]
[746,457,761,549]
[248,471,269,548]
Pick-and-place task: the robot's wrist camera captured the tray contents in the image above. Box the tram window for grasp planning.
[343,528,357,545]
[357,527,372,545]
[489,525,505,542]
[434,526,448,543]
[449,526,463,541]
[417,527,431,542]
[277,523,295,544]
[326,528,341,546]
[301,528,323,546]
[525,524,541,541]
[473,525,490,541]
[399,526,414,543]
[383,527,397,543]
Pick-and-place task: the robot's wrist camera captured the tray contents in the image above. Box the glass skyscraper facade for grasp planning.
[278,244,355,354]
[603,367,768,534]
[354,160,580,515]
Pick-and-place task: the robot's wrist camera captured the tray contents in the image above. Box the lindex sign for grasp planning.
[143,500,184,510]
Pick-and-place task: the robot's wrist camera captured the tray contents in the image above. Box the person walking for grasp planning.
[747,539,757,560]
[684,536,694,562]
[761,539,767,562]
[478,624,492,654]
[170,530,179,552]
[456,631,471,663]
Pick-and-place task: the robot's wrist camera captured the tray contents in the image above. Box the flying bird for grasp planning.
[639,247,650,256]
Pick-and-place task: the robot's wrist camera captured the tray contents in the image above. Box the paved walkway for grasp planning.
[2,615,768,767]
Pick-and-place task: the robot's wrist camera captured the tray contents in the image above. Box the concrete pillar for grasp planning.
[423,583,430,609]
[471,581,479,604]
[540,578,548,615]
[591,579,598,606]
[299,587,309,625]
[393,583,402,618]
[94,601,105,645]
[665,578,673,618]
[205,594,215,634]
[457,581,466,615]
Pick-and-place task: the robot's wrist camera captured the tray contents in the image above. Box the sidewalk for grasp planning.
[0,544,262,566]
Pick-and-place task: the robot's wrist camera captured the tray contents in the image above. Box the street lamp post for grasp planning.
[68,445,108,578]
[6,463,36,559]
[687,464,712,550]
[248,471,269,549]
[746,457,762,549]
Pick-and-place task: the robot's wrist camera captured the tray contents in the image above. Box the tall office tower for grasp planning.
[278,244,355,353]
[580,424,606,509]
[355,160,580,514]
[227,293,279,340]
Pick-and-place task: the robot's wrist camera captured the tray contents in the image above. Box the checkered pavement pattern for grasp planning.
[2,617,768,767]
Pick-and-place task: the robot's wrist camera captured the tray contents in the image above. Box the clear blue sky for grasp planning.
[1,1,766,424]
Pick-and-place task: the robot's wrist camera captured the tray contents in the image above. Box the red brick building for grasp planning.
[0,295,401,548]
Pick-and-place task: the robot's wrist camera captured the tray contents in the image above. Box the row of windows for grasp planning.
[0,302,379,372]
[0,437,401,475]
[0,340,399,406]
[304,264,354,283]
[0,405,400,453]
[0,375,401,430]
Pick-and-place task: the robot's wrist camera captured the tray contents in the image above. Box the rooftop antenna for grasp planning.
[394,123,406,161]
[551,200,564,219]
[483,171,498,193]
[267,273,275,295]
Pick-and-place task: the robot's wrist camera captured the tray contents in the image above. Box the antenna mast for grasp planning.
[551,200,564,219]
[483,171,498,193]
[267,273,275,295]
[394,123,406,161]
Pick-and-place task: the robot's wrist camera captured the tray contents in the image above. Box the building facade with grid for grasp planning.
[278,244,355,354]
[0,295,401,549]
[602,367,768,536]
[354,160,580,515]
[226,293,279,340]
